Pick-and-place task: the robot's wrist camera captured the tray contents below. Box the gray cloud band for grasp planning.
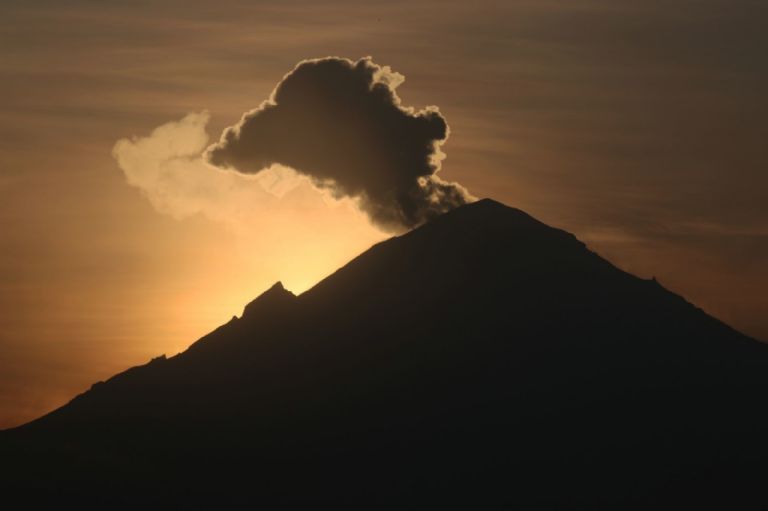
[205,56,472,231]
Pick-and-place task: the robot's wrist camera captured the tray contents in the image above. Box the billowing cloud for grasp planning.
[112,111,388,293]
[112,111,386,234]
[205,56,473,231]
[112,111,322,228]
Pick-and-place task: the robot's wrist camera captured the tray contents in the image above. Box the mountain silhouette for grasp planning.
[3,198,768,508]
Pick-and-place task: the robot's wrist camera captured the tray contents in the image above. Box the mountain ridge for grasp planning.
[3,197,768,507]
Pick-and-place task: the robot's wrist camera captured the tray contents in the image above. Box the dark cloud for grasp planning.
[205,56,472,231]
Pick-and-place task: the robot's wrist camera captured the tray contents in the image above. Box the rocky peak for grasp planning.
[241,281,297,318]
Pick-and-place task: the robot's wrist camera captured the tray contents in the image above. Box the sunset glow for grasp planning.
[1,1,766,432]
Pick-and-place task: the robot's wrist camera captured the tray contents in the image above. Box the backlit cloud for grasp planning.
[206,57,474,231]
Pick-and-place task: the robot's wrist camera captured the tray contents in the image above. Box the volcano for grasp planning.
[3,199,768,507]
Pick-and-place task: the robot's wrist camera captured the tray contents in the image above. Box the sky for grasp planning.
[1,0,766,428]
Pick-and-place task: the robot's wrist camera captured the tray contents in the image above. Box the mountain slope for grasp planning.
[3,198,768,507]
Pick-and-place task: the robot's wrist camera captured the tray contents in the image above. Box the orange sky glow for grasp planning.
[1,0,766,428]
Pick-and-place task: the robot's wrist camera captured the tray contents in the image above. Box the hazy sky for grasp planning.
[1,0,766,428]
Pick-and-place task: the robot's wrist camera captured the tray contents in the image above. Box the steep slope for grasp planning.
[3,198,768,507]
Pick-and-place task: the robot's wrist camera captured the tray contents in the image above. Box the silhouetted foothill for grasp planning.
[3,198,768,508]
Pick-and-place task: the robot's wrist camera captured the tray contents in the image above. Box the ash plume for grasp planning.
[205,56,473,231]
